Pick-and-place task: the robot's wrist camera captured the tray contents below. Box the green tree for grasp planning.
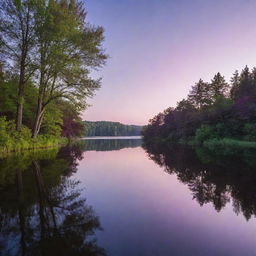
[176,99,196,112]
[210,72,229,100]
[230,66,255,101]
[230,70,240,100]
[0,0,36,130]
[188,79,211,109]
[31,0,107,137]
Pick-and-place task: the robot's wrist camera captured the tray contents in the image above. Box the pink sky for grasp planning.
[83,0,256,125]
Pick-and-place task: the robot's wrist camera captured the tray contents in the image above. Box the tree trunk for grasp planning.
[16,60,26,131]
[32,67,46,138]
[32,52,46,138]
[16,6,31,131]
[32,105,45,138]
[32,97,43,138]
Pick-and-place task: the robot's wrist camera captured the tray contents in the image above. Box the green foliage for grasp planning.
[41,104,63,137]
[0,0,107,140]
[0,117,11,145]
[85,121,142,136]
[143,66,256,149]
[203,138,256,153]
[0,116,67,155]
[195,125,217,144]
[243,123,256,141]
[30,0,107,137]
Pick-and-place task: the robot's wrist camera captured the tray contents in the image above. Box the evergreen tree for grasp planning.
[188,79,211,109]
[210,72,229,99]
[176,99,196,112]
[231,66,255,101]
[230,70,240,100]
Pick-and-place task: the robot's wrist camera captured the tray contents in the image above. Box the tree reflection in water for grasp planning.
[143,142,256,221]
[79,138,142,152]
[0,146,105,256]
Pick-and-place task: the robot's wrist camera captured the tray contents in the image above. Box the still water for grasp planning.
[1,138,256,256]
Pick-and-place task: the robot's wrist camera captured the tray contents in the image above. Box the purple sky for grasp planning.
[84,0,256,125]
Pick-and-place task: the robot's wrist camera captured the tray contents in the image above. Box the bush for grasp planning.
[0,116,66,155]
[194,125,217,144]
[243,123,256,141]
[0,118,8,143]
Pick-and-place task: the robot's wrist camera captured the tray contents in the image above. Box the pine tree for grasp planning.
[210,72,229,100]
[230,70,240,100]
[230,66,255,101]
[188,79,211,109]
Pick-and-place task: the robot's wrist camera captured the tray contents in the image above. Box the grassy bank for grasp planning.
[0,135,67,157]
[203,138,256,150]
[143,135,256,151]
[0,117,68,156]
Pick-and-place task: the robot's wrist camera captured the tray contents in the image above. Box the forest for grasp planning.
[84,121,142,136]
[143,66,256,149]
[0,0,107,153]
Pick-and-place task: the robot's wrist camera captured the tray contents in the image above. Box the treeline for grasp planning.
[84,121,142,136]
[0,0,106,152]
[143,66,256,147]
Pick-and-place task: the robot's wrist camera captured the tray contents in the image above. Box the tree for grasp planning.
[176,99,196,112]
[188,79,211,109]
[0,0,36,131]
[31,0,107,137]
[230,70,240,100]
[60,101,84,138]
[0,62,4,82]
[230,66,256,101]
[143,66,256,145]
[210,72,229,100]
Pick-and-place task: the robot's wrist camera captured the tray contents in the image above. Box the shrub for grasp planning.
[0,116,66,155]
[195,125,217,144]
[243,123,256,141]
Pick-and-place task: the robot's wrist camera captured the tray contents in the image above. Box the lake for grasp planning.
[1,137,256,256]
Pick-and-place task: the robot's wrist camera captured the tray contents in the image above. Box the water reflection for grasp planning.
[0,147,105,256]
[143,142,256,220]
[79,138,142,151]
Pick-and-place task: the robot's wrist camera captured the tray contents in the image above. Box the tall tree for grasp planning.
[0,0,36,130]
[31,0,106,137]
[231,66,255,101]
[230,70,240,100]
[176,99,196,112]
[210,72,229,100]
[188,79,211,109]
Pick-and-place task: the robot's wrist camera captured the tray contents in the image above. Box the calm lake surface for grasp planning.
[1,137,256,256]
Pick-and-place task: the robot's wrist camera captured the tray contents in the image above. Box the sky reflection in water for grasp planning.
[1,138,256,256]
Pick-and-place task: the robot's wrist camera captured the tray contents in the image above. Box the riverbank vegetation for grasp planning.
[143,66,256,149]
[0,0,107,153]
[84,121,142,136]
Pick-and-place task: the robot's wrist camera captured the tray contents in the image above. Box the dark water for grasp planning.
[1,138,256,256]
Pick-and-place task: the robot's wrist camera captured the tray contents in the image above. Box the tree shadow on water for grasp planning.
[0,146,106,256]
[143,141,256,221]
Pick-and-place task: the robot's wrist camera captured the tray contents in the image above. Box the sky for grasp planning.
[84,0,256,125]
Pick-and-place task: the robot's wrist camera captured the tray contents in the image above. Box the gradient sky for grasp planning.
[84,0,256,125]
